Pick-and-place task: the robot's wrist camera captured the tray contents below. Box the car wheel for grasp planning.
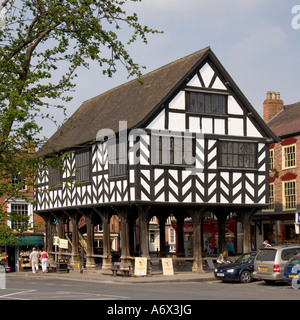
[240,270,252,283]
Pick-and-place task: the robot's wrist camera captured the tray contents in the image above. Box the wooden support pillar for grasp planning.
[95,208,112,270]
[52,212,65,260]
[68,211,80,268]
[214,211,229,255]
[114,207,131,264]
[44,214,53,260]
[138,206,152,258]
[190,208,205,273]
[176,215,185,258]
[236,208,257,253]
[81,211,96,269]
[138,206,152,275]
[159,215,167,258]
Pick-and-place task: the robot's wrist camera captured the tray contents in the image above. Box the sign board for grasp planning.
[58,239,68,249]
[134,257,147,276]
[162,258,174,275]
[296,213,300,224]
[53,236,59,246]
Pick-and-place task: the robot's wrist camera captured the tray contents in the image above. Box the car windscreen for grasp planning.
[287,257,300,266]
[255,249,276,262]
[281,248,300,261]
[234,253,256,264]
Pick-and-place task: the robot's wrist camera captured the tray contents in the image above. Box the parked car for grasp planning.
[253,245,300,284]
[283,254,300,286]
[214,251,257,283]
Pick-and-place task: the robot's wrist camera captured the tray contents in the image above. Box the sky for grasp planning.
[40,0,300,139]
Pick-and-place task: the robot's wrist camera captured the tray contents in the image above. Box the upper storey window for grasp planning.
[186,91,227,115]
[219,141,257,169]
[282,144,296,169]
[75,149,91,183]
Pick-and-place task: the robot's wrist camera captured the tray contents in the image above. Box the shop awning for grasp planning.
[16,236,43,246]
[1,235,43,246]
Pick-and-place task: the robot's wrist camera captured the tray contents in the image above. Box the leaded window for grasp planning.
[219,141,257,169]
[186,91,226,115]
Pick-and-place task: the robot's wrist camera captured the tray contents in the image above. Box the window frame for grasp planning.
[282,144,296,170]
[263,183,275,212]
[186,90,228,115]
[48,165,62,189]
[151,133,195,167]
[218,140,257,170]
[10,202,29,230]
[74,148,92,184]
[283,180,296,211]
[269,148,274,170]
[108,141,128,179]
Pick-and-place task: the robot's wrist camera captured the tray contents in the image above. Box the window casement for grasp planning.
[283,180,296,211]
[75,149,91,183]
[10,203,29,230]
[264,183,275,211]
[152,134,195,166]
[269,148,274,170]
[186,91,227,115]
[12,173,26,191]
[219,140,257,169]
[48,165,62,189]
[108,141,127,178]
[282,144,296,169]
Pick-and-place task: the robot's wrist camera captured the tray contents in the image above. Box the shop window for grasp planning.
[282,144,296,169]
[283,180,296,210]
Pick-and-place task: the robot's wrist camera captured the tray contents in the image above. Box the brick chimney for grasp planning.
[263,91,283,122]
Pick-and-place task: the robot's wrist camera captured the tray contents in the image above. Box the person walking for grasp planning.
[29,248,40,274]
[40,248,48,273]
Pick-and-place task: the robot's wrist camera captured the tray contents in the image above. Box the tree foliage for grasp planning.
[0,0,161,245]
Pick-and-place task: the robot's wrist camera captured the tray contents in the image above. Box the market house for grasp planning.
[35,47,278,272]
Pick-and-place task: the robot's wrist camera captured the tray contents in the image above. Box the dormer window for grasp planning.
[186,91,227,115]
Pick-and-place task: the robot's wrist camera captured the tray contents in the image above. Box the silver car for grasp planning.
[253,245,300,284]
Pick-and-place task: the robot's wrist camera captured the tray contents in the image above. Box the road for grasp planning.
[1,273,300,301]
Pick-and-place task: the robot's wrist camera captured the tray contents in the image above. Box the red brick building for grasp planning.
[253,92,300,247]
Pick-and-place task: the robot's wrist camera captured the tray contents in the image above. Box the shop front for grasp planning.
[172,217,238,256]
[2,234,44,272]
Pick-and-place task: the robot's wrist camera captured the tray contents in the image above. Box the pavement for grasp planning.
[6,261,216,284]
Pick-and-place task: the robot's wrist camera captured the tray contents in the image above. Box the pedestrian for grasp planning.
[217,250,230,264]
[29,247,39,274]
[40,248,48,273]
[263,240,271,248]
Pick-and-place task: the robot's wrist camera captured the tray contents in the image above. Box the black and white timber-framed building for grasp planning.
[35,47,279,272]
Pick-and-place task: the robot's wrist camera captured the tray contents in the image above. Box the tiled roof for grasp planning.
[39,47,210,156]
[267,102,300,138]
